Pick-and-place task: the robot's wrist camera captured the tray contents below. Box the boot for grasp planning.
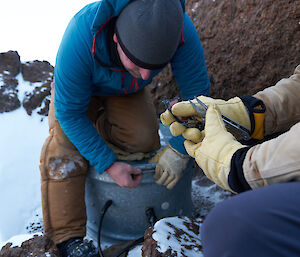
[57,237,99,257]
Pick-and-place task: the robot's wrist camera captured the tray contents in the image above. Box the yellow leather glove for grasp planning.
[150,145,189,190]
[184,105,246,193]
[160,109,204,143]
[107,143,151,161]
[161,95,265,140]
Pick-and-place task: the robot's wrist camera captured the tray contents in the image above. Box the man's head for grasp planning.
[113,33,152,80]
[115,0,184,76]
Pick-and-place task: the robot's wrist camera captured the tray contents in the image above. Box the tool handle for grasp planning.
[194,97,251,140]
[222,115,251,140]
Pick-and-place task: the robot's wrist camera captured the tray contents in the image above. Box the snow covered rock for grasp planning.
[0,51,21,113]
[21,60,53,83]
[142,216,204,257]
[0,51,21,77]
[0,234,59,257]
[0,52,53,116]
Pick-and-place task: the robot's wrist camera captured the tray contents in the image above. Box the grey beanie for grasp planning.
[115,0,184,70]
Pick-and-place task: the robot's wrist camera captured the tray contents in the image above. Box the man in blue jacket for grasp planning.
[39,0,210,255]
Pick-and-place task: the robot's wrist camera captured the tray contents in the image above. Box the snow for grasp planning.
[153,216,203,256]
[0,0,73,241]
[1,233,43,248]
[127,245,143,257]
[0,76,49,247]
[0,72,143,256]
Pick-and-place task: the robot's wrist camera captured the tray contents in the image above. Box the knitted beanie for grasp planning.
[115,0,184,70]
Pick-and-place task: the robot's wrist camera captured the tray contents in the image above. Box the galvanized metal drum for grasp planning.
[85,124,194,244]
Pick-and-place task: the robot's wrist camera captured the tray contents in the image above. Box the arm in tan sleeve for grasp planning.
[253,65,300,135]
[243,122,300,189]
[228,65,300,192]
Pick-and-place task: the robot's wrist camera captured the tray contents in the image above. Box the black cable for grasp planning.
[145,207,158,227]
[113,207,157,257]
[96,202,158,257]
[98,200,113,257]
[114,236,144,257]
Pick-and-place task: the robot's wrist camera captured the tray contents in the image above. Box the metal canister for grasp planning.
[85,124,194,244]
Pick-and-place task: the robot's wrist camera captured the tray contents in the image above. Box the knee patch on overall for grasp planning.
[39,127,89,244]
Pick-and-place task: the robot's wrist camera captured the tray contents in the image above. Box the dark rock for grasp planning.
[0,53,53,115]
[0,51,22,113]
[142,216,204,257]
[21,60,53,83]
[148,65,180,116]
[22,81,51,116]
[0,51,21,77]
[191,171,232,217]
[187,0,300,99]
[0,91,20,113]
[0,235,59,257]
[0,77,20,113]
[142,228,162,257]
[149,0,300,114]
[19,60,53,115]
[38,98,50,117]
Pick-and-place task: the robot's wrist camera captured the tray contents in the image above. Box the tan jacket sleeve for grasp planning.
[253,65,300,135]
[243,65,300,189]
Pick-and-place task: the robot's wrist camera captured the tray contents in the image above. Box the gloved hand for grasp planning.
[107,143,151,161]
[160,108,205,143]
[184,104,246,193]
[161,95,265,140]
[150,145,189,190]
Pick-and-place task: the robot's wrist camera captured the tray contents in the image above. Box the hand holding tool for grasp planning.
[189,97,251,141]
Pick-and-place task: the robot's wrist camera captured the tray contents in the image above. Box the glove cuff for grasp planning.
[228,146,252,193]
[241,96,266,140]
[168,144,189,159]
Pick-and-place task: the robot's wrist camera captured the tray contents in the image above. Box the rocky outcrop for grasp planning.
[149,0,300,114]
[190,0,300,99]
[21,61,53,83]
[21,60,53,116]
[0,51,21,113]
[0,51,21,77]
[0,51,53,115]
[0,235,59,257]
[142,216,204,257]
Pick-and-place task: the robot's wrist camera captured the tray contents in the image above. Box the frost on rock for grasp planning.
[0,52,53,116]
[143,216,203,257]
[0,234,59,257]
[191,174,232,217]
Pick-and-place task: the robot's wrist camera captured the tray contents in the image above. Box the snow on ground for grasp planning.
[0,75,49,247]
[0,73,145,256]
[0,0,96,242]
[153,216,203,256]
[1,233,43,248]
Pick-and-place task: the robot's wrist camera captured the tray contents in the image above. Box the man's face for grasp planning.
[113,34,151,81]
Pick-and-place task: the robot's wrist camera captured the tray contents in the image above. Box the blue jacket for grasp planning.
[54,0,210,174]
